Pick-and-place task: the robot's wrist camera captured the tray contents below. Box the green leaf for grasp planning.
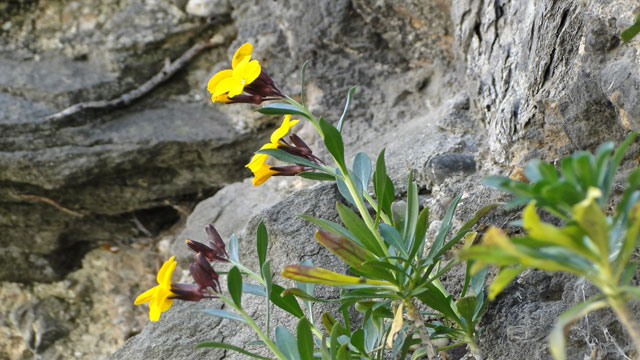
[403,175,419,253]
[353,152,372,190]
[620,261,639,286]
[337,86,357,132]
[314,229,377,271]
[571,188,609,257]
[336,343,351,360]
[322,312,337,333]
[298,171,335,181]
[373,149,394,219]
[271,284,305,318]
[228,234,239,263]
[297,318,315,360]
[282,264,394,287]
[257,103,308,117]
[379,223,408,258]
[257,221,268,268]
[242,282,266,296]
[301,214,364,247]
[621,14,640,42]
[336,202,385,256]
[416,283,461,328]
[456,296,478,332]
[200,308,247,323]
[603,131,638,202]
[300,60,309,106]
[319,117,346,170]
[275,325,301,360]
[426,194,462,261]
[488,266,525,300]
[408,207,430,261]
[410,347,429,360]
[257,148,322,170]
[196,342,271,360]
[549,295,607,360]
[228,266,243,308]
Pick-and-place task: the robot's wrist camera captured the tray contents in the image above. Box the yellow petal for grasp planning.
[236,59,261,85]
[211,94,230,103]
[246,153,268,171]
[156,256,176,286]
[232,42,253,69]
[270,115,299,144]
[252,165,277,186]
[215,77,244,98]
[207,69,233,94]
[134,286,157,305]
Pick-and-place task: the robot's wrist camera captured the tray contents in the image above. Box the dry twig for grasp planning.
[45,33,227,121]
[12,194,85,217]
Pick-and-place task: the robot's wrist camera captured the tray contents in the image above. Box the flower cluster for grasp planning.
[207,42,282,104]
[134,224,228,321]
[246,115,323,185]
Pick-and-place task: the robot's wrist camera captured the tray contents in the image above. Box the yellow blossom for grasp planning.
[207,42,261,102]
[134,256,177,321]
[246,115,299,185]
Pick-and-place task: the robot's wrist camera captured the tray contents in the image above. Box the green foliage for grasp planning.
[462,131,640,360]
[622,13,640,42]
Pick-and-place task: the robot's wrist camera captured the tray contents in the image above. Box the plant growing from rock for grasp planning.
[134,42,495,359]
[460,132,640,360]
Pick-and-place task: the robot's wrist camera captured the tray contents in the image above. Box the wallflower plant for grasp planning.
[134,42,497,359]
[460,132,640,360]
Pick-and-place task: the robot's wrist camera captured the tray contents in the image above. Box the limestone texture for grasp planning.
[2,0,640,359]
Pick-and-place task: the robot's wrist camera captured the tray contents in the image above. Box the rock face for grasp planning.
[3,0,640,359]
[0,0,275,283]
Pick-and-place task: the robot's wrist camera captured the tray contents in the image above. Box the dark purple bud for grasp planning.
[185,239,217,260]
[191,253,221,292]
[271,164,307,177]
[205,224,229,261]
[227,94,263,104]
[244,71,283,98]
[170,283,205,301]
[289,134,312,153]
[278,143,313,158]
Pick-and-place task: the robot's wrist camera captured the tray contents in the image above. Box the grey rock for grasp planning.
[186,0,230,17]
[10,297,71,353]
[424,153,476,186]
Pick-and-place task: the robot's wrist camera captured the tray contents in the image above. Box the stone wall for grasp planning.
[1,0,639,359]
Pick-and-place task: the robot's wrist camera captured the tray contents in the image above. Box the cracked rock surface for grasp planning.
[3,0,640,359]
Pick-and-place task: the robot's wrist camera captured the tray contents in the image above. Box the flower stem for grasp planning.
[341,171,390,257]
[403,297,439,360]
[609,295,640,357]
[217,293,288,360]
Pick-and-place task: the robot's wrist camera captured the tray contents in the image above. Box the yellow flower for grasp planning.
[207,42,261,102]
[134,256,177,321]
[246,115,299,186]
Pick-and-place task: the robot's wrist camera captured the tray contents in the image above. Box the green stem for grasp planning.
[230,261,264,286]
[340,171,390,257]
[608,295,640,357]
[217,293,288,360]
[363,192,392,225]
[283,96,322,136]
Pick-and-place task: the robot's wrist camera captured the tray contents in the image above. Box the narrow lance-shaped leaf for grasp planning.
[386,302,404,348]
[300,60,309,106]
[227,266,243,308]
[373,148,394,219]
[297,318,315,360]
[319,117,346,170]
[275,325,301,360]
[257,221,268,268]
[488,265,525,300]
[621,13,640,43]
[337,86,357,132]
[336,202,386,256]
[257,148,323,170]
[257,103,308,117]
[549,295,607,360]
[282,264,394,287]
[315,230,377,270]
[200,308,247,323]
[571,187,609,258]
